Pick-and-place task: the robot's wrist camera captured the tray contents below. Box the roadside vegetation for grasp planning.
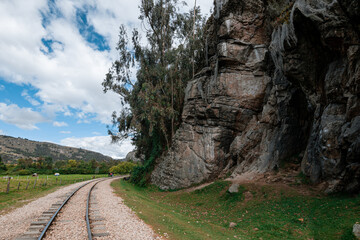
[0,155,136,176]
[0,154,136,213]
[0,174,106,213]
[109,161,138,174]
[103,0,206,186]
[112,180,360,240]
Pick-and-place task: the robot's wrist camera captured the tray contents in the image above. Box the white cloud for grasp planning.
[21,90,41,106]
[60,135,134,159]
[60,131,71,134]
[0,85,4,91]
[53,121,68,127]
[0,1,212,127]
[0,0,213,142]
[0,129,4,135]
[0,0,123,124]
[0,102,47,130]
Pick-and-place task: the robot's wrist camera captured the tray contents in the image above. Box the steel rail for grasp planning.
[38,179,101,240]
[86,179,107,240]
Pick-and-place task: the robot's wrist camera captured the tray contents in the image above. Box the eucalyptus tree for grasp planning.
[103,0,206,160]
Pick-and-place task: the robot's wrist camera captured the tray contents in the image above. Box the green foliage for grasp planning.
[220,186,246,205]
[17,158,33,169]
[9,157,117,175]
[130,131,161,186]
[103,0,206,162]
[297,172,311,185]
[0,156,6,172]
[17,169,32,175]
[109,161,137,174]
[112,180,360,240]
[67,159,78,168]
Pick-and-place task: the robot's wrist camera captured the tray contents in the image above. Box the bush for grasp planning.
[110,161,137,174]
[130,135,161,187]
[17,169,32,175]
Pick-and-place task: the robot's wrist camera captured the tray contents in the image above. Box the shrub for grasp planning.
[17,169,32,175]
[130,131,162,187]
[110,161,137,174]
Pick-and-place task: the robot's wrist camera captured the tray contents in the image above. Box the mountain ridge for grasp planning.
[0,135,115,163]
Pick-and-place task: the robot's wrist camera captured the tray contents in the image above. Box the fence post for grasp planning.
[44,179,47,186]
[6,177,11,194]
[26,180,30,190]
[33,178,37,189]
[17,181,21,190]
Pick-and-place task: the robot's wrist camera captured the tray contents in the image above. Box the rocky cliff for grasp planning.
[151,0,360,193]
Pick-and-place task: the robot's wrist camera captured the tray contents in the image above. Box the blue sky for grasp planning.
[0,0,212,159]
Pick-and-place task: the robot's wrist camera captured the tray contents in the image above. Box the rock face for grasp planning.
[151,0,360,193]
[125,150,144,163]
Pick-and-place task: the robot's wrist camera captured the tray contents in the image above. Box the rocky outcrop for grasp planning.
[125,150,144,163]
[151,0,360,193]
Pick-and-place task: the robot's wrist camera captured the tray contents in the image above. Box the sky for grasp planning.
[0,0,213,159]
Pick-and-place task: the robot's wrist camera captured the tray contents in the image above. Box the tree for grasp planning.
[103,0,206,161]
[54,160,67,169]
[89,159,98,169]
[109,162,137,174]
[45,157,53,169]
[0,156,6,171]
[18,158,33,169]
[67,159,78,168]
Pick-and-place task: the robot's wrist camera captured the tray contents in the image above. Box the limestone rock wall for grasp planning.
[151,0,360,193]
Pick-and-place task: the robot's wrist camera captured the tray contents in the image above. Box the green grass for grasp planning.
[0,174,106,213]
[111,180,360,240]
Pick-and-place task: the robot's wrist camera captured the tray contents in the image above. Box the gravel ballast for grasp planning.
[0,181,91,240]
[43,181,97,240]
[0,178,162,240]
[93,178,161,240]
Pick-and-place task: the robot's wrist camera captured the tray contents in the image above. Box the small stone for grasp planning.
[229,222,237,228]
[228,184,239,193]
[353,223,360,239]
[253,228,259,231]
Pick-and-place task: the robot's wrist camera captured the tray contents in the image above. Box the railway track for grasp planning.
[15,178,110,240]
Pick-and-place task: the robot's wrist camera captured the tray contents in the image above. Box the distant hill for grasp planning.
[0,135,114,163]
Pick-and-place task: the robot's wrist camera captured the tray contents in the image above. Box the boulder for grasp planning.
[353,223,360,239]
[228,183,239,193]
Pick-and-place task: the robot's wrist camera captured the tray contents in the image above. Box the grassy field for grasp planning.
[112,180,360,240]
[0,174,106,213]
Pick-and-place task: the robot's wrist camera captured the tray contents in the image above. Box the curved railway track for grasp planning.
[85,179,108,240]
[15,178,110,240]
